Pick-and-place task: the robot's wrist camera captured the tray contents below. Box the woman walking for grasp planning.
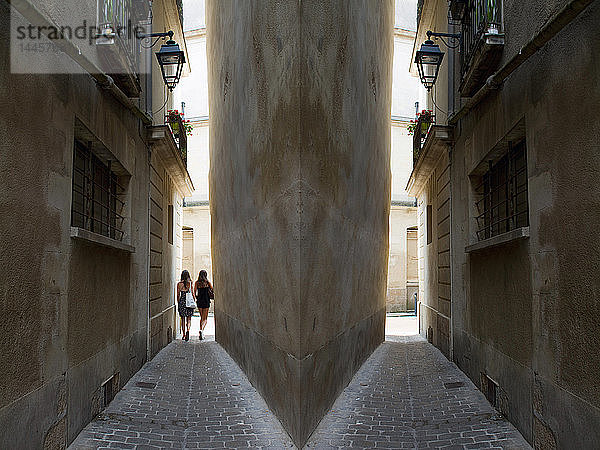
[195,270,213,340]
[176,270,195,341]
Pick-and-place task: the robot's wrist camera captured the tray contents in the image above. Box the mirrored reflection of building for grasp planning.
[177,0,425,315]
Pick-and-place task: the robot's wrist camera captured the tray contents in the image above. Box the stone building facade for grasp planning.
[407,0,454,356]
[145,0,194,350]
[0,0,190,446]
[386,0,422,314]
[172,6,213,287]
[410,0,600,446]
[177,0,422,316]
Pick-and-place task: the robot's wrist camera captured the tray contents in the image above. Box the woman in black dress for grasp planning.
[194,270,213,340]
[176,270,195,341]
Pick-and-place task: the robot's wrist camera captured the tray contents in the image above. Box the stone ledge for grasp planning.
[465,227,530,253]
[70,227,135,253]
[146,125,194,197]
[406,125,453,197]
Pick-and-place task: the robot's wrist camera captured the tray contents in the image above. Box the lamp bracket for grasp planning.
[138,30,174,40]
[426,30,461,49]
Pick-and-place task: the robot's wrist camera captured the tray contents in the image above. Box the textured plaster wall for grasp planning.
[207,0,393,445]
[0,2,150,446]
[451,1,600,446]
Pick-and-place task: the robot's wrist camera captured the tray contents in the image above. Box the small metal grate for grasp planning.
[102,372,120,407]
[444,381,465,389]
[135,381,157,389]
[481,373,498,407]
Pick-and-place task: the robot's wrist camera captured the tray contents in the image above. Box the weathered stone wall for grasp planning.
[0,2,150,447]
[416,151,451,358]
[207,0,393,445]
[451,1,600,446]
[149,156,185,353]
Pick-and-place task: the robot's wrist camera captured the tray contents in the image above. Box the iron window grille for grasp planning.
[71,140,126,241]
[474,140,528,241]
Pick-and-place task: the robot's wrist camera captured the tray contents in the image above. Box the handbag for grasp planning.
[185,291,196,308]
[208,287,214,300]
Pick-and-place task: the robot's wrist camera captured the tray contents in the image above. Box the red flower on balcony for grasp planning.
[407,109,435,136]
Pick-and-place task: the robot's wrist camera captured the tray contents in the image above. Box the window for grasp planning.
[168,205,174,245]
[71,140,126,241]
[475,140,528,241]
[426,204,433,245]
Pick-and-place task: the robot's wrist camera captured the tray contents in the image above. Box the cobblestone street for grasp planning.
[306,336,531,449]
[69,332,295,449]
[71,319,530,449]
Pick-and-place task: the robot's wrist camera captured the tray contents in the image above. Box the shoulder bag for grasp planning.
[185,285,196,308]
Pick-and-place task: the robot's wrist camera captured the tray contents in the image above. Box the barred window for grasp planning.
[475,140,529,241]
[71,140,126,241]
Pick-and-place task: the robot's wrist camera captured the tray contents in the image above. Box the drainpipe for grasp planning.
[447,22,455,362]
[146,146,152,362]
[7,0,152,125]
[449,0,595,125]
[447,143,454,362]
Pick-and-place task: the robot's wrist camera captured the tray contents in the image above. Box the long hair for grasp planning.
[198,270,208,287]
[181,270,191,289]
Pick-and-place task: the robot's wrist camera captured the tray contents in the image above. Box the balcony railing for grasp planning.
[165,113,188,166]
[413,113,435,165]
[460,0,503,77]
[97,0,146,69]
[96,0,150,95]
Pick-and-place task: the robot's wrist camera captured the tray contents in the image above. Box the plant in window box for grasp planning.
[166,109,183,137]
[407,109,435,136]
[183,119,194,136]
[407,119,418,136]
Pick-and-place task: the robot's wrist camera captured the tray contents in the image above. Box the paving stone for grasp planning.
[70,333,531,450]
[306,336,531,450]
[69,339,293,449]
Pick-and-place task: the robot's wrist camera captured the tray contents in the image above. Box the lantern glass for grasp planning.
[156,40,185,91]
[415,39,444,91]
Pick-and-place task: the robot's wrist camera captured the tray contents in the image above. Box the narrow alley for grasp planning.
[2,0,599,447]
[70,318,529,449]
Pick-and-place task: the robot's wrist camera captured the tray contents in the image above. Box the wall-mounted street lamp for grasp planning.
[415,30,460,91]
[140,30,186,91]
